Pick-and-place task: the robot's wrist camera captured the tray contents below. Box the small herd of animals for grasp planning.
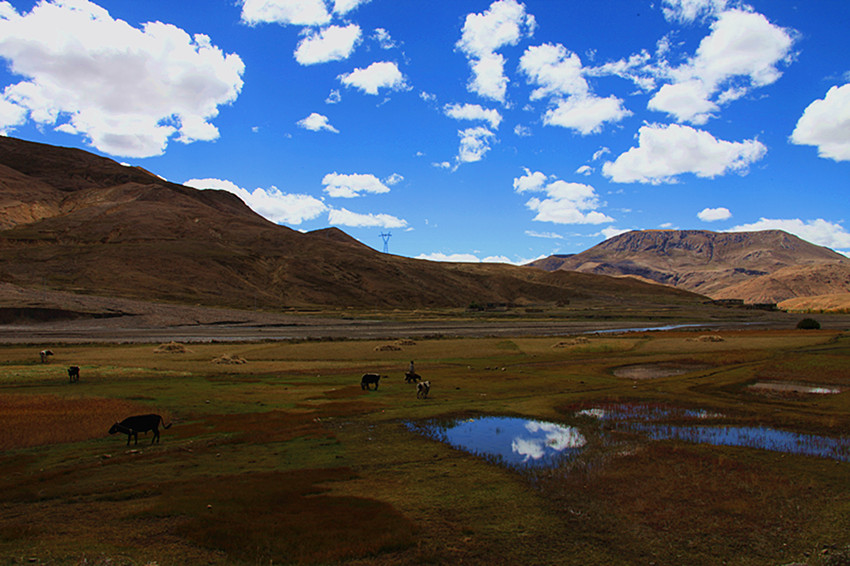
[361,360,431,399]
[38,350,430,446]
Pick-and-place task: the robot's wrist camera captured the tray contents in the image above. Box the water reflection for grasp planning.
[577,403,850,462]
[408,403,850,471]
[407,417,586,469]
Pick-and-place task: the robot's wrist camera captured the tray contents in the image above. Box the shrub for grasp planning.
[796,318,821,330]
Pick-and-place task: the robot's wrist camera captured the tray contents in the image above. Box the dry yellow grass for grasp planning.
[0,394,155,449]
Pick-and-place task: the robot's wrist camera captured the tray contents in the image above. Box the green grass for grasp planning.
[0,330,849,564]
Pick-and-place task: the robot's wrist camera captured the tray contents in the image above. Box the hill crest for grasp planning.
[527,229,848,305]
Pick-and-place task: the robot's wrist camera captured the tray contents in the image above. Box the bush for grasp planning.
[796,318,821,330]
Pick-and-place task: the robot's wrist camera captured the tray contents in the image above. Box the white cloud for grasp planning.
[648,9,795,124]
[514,124,532,137]
[790,83,850,162]
[415,252,516,264]
[456,0,536,103]
[519,42,630,134]
[444,103,502,129]
[697,206,732,221]
[297,112,339,132]
[513,168,547,193]
[294,24,361,65]
[372,28,396,50]
[648,80,718,124]
[240,0,331,26]
[328,207,407,228]
[730,218,850,252]
[385,173,404,185]
[339,61,407,95]
[542,95,631,135]
[322,172,395,198]
[592,147,610,161]
[185,178,326,225]
[519,43,588,100]
[457,126,495,163]
[332,0,370,16]
[514,170,613,225]
[662,0,727,23]
[0,97,26,134]
[576,165,593,176]
[0,1,244,158]
[326,89,341,104]
[600,226,630,240]
[525,230,563,239]
[602,123,767,184]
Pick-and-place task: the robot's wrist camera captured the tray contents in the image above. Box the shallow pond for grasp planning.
[749,381,842,395]
[613,362,710,380]
[408,404,850,470]
[406,416,586,469]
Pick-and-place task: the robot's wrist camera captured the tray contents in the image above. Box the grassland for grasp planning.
[1,327,849,565]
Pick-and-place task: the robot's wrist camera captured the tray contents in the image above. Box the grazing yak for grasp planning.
[40,349,53,363]
[361,373,385,390]
[417,380,431,399]
[109,414,171,446]
[67,366,80,383]
[404,372,422,383]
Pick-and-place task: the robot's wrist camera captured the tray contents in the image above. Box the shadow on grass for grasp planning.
[147,469,415,564]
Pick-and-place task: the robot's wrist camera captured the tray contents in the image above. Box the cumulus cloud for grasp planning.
[297,112,339,132]
[339,61,407,95]
[513,169,613,225]
[328,207,407,228]
[648,9,795,124]
[697,206,732,221]
[730,218,850,253]
[240,0,332,26]
[0,1,244,158]
[322,172,396,197]
[294,24,361,65]
[456,0,536,103]
[602,123,766,184]
[185,178,326,225]
[519,43,630,134]
[542,95,631,135]
[444,103,502,129]
[790,83,850,161]
[457,127,496,163]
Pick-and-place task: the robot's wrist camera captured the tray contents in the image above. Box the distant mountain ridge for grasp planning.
[0,136,707,311]
[526,229,849,307]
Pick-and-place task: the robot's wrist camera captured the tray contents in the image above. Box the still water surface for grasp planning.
[408,404,850,470]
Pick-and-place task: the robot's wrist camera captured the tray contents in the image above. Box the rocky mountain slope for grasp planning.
[526,229,849,306]
[0,136,707,311]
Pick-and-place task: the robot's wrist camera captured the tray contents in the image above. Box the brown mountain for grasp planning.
[527,229,849,305]
[0,136,707,311]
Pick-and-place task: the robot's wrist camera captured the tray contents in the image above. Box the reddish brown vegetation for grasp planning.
[0,394,157,450]
[152,470,415,563]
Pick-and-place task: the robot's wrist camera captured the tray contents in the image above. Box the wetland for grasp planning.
[1,322,849,565]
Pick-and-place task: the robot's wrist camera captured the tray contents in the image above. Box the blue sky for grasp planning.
[1,0,849,262]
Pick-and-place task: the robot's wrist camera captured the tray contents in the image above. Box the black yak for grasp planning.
[109,414,171,446]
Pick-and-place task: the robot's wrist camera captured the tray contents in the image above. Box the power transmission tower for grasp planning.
[380,232,392,253]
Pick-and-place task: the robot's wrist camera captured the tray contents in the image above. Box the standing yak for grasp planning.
[109,414,172,446]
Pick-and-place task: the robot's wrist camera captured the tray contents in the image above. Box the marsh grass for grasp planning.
[0,329,848,565]
[147,470,415,564]
[0,394,156,449]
